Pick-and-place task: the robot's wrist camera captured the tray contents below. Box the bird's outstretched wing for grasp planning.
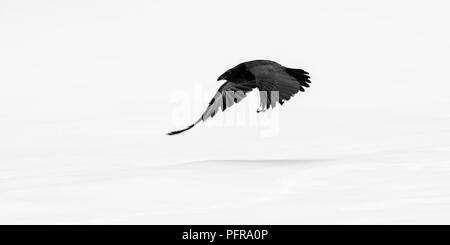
[167,81,256,135]
[249,64,311,112]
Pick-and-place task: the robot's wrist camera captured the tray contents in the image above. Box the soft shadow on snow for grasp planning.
[163,159,334,168]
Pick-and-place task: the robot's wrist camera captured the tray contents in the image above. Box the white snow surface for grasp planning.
[1,0,450,224]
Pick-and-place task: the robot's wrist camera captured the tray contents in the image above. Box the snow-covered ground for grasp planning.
[2,146,450,224]
[1,0,450,224]
[1,109,450,224]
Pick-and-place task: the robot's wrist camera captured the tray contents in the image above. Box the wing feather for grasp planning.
[249,64,311,110]
[167,81,256,135]
[201,81,255,121]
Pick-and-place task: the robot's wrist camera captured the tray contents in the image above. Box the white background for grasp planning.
[1,0,450,224]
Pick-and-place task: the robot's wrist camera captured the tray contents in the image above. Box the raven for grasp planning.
[168,60,311,135]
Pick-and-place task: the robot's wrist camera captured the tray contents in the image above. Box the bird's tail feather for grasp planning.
[167,119,201,135]
[285,68,311,89]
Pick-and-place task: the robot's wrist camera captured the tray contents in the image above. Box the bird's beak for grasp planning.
[217,73,227,81]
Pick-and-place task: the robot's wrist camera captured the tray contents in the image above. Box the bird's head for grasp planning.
[217,71,230,81]
[217,64,254,82]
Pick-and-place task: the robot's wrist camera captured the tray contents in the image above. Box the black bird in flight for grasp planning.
[168,60,311,135]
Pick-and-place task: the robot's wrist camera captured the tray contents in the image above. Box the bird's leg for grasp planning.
[257,91,268,113]
[257,104,263,113]
[257,103,268,113]
[257,107,269,113]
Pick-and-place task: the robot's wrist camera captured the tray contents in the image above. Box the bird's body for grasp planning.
[168,60,311,135]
